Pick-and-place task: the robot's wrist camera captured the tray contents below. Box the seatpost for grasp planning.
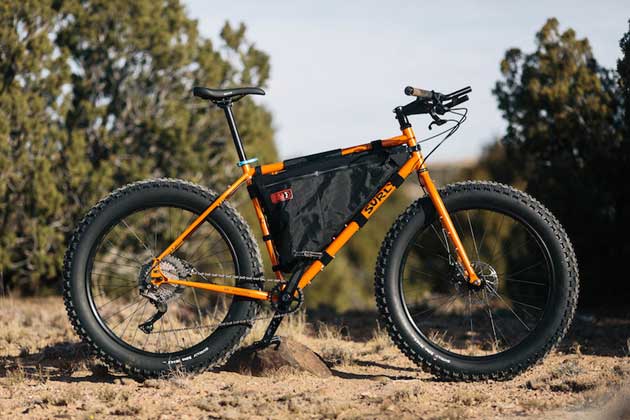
[220,103,248,162]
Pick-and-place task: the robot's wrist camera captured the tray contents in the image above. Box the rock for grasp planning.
[224,336,331,378]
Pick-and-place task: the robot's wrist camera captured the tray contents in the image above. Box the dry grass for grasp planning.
[0,296,629,419]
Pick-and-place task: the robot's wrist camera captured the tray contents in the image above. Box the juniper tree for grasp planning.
[0,0,277,292]
[492,18,629,304]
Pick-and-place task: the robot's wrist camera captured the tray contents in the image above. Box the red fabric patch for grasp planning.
[270,188,293,204]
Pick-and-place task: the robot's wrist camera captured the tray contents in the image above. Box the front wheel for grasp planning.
[375,181,579,380]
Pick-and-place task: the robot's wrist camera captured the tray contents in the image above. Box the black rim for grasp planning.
[398,206,554,360]
[85,203,241,357]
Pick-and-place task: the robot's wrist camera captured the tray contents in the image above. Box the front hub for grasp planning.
[451,260,498,294]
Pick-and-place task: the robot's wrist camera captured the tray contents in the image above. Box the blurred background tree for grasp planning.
[0,0,276,293]
[470,18,630,306]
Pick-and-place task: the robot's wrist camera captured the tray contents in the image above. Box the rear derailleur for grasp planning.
[138,301,167,334]
[136,256,188,334]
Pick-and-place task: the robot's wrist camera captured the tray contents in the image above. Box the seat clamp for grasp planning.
[237,158,259,167]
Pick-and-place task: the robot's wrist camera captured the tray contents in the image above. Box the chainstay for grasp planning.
[150,270,302,334]
[190,269,283,284]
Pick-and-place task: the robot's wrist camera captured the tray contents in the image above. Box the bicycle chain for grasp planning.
[148,269,303,334]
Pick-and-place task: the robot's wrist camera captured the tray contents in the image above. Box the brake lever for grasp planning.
[428,109,447,130]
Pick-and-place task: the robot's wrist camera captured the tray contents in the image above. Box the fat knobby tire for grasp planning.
[374,181,579,381]
[62,179,263,377]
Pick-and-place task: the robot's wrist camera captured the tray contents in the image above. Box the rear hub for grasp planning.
[138,255,190,303]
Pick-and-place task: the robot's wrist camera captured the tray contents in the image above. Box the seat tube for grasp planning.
[221,104,248,162]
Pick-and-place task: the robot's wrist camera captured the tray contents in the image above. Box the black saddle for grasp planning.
[192,86,265,103]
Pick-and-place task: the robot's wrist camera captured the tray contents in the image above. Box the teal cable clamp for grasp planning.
[237,157,259,167]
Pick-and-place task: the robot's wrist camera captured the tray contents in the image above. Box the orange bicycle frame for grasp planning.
[150,125,479,299]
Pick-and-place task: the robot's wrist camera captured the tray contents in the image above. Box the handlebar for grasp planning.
[401,85,471,117]
[398,85,471,131]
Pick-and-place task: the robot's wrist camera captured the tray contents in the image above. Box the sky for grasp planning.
[186,1,628,163]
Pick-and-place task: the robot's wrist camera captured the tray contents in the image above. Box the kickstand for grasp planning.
[250,314,285,350]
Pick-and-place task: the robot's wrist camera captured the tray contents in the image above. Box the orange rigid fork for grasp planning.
[149,125,479,300]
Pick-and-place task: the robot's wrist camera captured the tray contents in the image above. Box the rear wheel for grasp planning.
[375,181,578,380]
[63,179,262,377]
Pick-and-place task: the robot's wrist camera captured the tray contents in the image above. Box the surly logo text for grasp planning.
[362,183,394,216]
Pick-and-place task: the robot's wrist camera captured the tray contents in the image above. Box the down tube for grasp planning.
[297,154,421,289]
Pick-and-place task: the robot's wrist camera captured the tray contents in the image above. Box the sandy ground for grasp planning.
[0,297,629,419]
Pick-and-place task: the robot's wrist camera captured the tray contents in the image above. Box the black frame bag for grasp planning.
[251,147,408,272]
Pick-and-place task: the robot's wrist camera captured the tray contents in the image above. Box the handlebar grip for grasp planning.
[404,86,433,98]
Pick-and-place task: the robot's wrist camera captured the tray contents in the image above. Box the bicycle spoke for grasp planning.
[412,243,450,263]
[466,211,480,261]
[94,260,141,270]
[410,295,457,320]
[91,271,135,283]
[97,289,135,309]
[152,215,158,257]
[103,297,144,322]
[191,287,204,326]
[406,267,443,282]
[111,299,145,333]
[122,219,153,256]
[468,290,474,353]
[498,261,544,278]
[189,249,232,266]
[504,277,546,286]
[486,285,531,332]
[509,298,543,312]
[490,214,506,260]
[91,284,136,299]
[104,240,144,265]
[483,289,500,352]
[476,210,489,257]
[187,228,221,263]
[430,224,451,256]
[490,237,530,264]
